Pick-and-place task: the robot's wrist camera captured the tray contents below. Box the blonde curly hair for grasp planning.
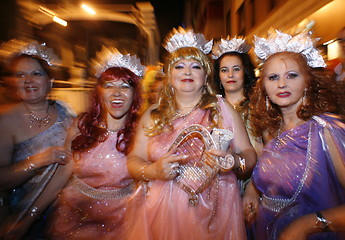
[146,47,220,136]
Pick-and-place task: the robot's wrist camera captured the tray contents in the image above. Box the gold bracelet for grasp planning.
[139,162,151,182]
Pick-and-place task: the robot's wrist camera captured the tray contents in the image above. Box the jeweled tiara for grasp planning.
[254,30,326,68]
[211,37,251,59]
[0,39,61,66]
[163,27,213,54]
[92,46,145,78]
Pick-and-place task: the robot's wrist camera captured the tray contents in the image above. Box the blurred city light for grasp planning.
[53,16,67,27]
[38,6,67,27]
[81,4,96,15]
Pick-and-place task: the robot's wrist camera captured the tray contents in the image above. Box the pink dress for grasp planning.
[127,98,246,240]
[49,132,134,239]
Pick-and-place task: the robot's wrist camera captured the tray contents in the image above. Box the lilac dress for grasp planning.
[3,101,74,238]
[49,131,134,239]
[127,98,246,240]
[252,113,345,240]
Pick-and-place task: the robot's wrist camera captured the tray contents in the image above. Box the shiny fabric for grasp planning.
[6,101,74,236]
[127,97,246,240]
[49,131,134,240]
[252,113,345,240]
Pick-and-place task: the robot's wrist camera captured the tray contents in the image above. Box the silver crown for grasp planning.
[92,46,145,78]
[254,30,326,68]
[211,37,251,59]
[163,27,213,54]
[0,39,60,66]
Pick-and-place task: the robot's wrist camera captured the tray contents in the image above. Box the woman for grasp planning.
[126,27,256,240]
[243,30,345,240]
[49,47,144,239]
[0,41,75,239]
[212,37,262,171]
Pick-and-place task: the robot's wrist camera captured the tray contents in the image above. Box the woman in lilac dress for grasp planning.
[49,48,144,239]
[126,27,256,240]
[243,30,345,240]
[0,41,74,239]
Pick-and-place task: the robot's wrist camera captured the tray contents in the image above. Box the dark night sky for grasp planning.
[149,0,185,41]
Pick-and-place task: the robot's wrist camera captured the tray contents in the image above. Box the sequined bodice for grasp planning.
[74,132,132,189]
[253,122,309,200]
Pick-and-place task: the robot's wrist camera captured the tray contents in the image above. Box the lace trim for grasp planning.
[71,175,134,200]
[262,124,312,212]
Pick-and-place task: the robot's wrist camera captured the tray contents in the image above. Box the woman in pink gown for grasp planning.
[49,48,144,239]
[127,27,256,240]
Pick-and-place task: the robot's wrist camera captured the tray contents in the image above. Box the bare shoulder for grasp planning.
[139,104,157,127]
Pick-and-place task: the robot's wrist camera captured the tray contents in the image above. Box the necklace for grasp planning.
[24,103,51,128]
[99,124,122,134]
[173,103,200,121]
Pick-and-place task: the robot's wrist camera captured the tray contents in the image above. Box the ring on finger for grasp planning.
[169,168,178,175]
[171,162,179,168]
[59,154,66,160]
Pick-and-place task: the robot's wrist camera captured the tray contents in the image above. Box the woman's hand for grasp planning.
[278,214,314,240]
[151,148,188,180]
[206,148,237,171]
[29,146,72,169]
[242,181,260,223]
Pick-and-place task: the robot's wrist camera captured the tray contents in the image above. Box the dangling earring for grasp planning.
[302,89,307,106]
[202,85,207,94]
[266,96,270,111]
[170,86,175,95]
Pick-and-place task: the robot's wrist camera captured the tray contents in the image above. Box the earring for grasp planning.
[266,96,270,111]
[202,85,207,94]
[170,86,175,95]
[302,89,307,106]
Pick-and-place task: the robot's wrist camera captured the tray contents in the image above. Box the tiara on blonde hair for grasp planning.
[254,30,326,68]
[92,46,145,78]
[163,27,213,54]
[0,39,60,66]
[211,37,251,59]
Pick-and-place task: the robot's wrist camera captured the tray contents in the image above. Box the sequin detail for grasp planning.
[71,175,134,199]
[261,124,312,212]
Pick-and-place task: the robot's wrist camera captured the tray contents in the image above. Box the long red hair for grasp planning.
[72,67,142,154]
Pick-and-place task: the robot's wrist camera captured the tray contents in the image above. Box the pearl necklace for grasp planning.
[99,124,122,134]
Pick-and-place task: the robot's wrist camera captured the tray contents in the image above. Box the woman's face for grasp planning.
[100,78,134,120]
[219,55,244,94]
[14,57,51,103]
[170,59,207,95]
[263,54,307,110]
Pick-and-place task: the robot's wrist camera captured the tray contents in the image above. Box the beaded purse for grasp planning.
[169,124,233,206]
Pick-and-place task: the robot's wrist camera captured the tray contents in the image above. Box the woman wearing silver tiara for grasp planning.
[48,47,143,239]
[212,37,262,193]
[243,30,345,240]
[126,27,256,240]
[0,41,75,239]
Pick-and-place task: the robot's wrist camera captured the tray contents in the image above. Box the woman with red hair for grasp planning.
[49,48,144,239]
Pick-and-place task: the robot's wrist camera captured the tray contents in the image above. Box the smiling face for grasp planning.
[263,52,308,110]
[13,57,51,103]
[100,78,134,120]
[219,55,244,94]
[170,59,207,95]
